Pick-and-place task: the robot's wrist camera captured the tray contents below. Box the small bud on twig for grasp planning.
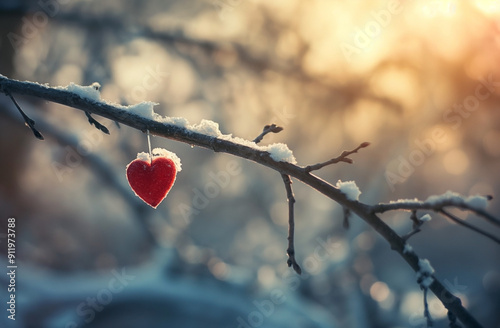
[253,123,283,144]
[5,90,44,140]
[85,111,110,134]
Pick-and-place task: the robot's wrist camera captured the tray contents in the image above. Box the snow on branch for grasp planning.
[371,191,500,245]
[336,180,362,201]
[0,75,493,328]
[372,191,494,217]
[252,124,283,143]
[417,259,436,327]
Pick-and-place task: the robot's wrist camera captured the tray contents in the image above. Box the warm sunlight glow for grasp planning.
[474,0,500,14]
[443,149,470,175]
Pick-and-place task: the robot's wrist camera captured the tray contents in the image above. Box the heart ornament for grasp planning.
[126,148,182,208]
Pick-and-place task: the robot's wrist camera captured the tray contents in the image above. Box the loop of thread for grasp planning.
[147,129,152,163]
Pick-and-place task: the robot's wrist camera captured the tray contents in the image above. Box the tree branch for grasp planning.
[252,124,299,273]
[4,89,44,140]
[372,196,500,244]
[0,75,490,327]
[440,209,500,245]
[422,287,433,327]
[401,210,423,242]
[372,196,499,227]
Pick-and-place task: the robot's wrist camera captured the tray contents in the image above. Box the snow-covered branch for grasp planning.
[372,192,498,227]
[0,75,494,328]
[371,192,500,244]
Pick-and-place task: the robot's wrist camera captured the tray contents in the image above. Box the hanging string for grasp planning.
[147,129,152,163]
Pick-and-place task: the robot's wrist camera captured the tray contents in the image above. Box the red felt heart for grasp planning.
[126,157,177,208]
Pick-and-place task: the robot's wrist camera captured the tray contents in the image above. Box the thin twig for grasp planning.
[423,287,433,327]
[252,124,283,143]
[85,111,110,134]
[304,142,370,173]
[4,90,44,140]
[281,173,301,274]
[439,210,500,245]
[402,210,423,241]
[343,207,350,229]
[253,124,299,273]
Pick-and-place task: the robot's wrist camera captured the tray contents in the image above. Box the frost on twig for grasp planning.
[403,243,413,254]
[336,180,361,201]
[304,142,370,173]
[4,90,44,140]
